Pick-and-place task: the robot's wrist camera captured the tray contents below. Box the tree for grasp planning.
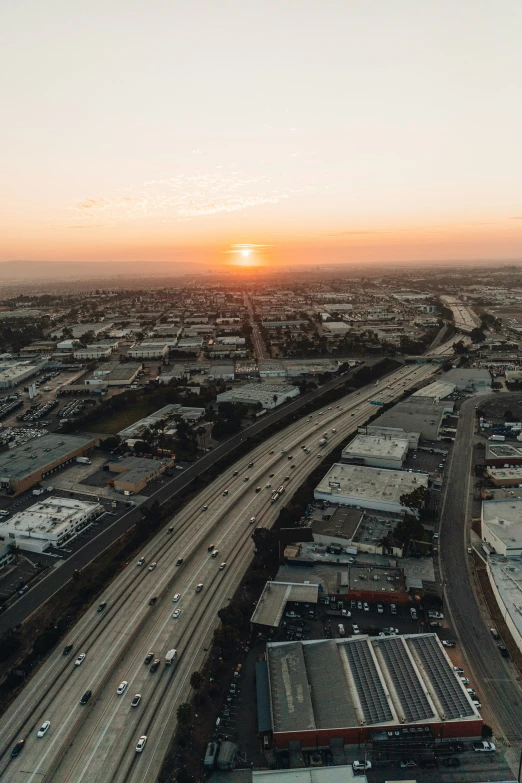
[470,327,485,343]
[176,702,193,726]
[190,671,204,691]
[134,440,151,454]
[99,435,121,452]
[481,723,493,739]
[400,486,427,514]
[393,514,425,547]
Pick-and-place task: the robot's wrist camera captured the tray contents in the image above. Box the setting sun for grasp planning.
[241,248,252,258]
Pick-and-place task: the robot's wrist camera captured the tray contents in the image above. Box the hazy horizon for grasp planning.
[2,0,522,271]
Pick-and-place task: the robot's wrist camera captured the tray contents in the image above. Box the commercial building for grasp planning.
[444,368,492,391]
[485,467,522,486]
[485,441,522,467]
[363,425,420,449]
[411,381,456,402]
[314,464,428,516]
[118,403,205,440]
[0,434,95,496]
[208,363,235,382]
[312,507,403,557]
[0,360,47,389]
[128,341,170,359]
[73,345,114,360]
[105,363,141,386]
[341,434,409,470]
[0,496,103,553]
[481,499,522,557]
[107,455,174,494]
[251,581,319,630]
[372,400,449,441]
[217,383,300,409]
[265,635,481,749]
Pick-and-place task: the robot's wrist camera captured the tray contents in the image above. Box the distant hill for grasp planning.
[0,260,199,280]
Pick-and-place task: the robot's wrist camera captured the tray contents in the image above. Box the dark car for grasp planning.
[97,602,106,612]
[80,690,92,705]
[62,644,73,656]
[167,526,174,533]
[148,597,157,605]
[150,659,160,672]
[247,462,254,468]
[498,644,510,658]
[176,558,183,566]
[443,757,460,767]
[144,652,154,665]
[11,740,25,758]
[448,742,465,753]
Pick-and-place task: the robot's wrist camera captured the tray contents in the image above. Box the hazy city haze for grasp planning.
[2,0,522,272]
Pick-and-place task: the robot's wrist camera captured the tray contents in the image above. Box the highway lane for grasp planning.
[0,363,436,783]
[0,363,371,632]
[439,397,522,772]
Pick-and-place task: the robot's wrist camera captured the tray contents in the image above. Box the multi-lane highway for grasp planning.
[0,363,436,783]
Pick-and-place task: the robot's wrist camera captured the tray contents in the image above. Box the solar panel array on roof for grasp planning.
[343,639,393,724]
[408,635,475,720]
[378,637,435,723]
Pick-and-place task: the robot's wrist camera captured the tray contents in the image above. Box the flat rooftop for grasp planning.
[487,467,522,482]
[315,464,428,506]
[374,403,446,441]
[482,499,522,549]
[0,433,94,481]
[488,556,522,646]
[312,506,363,541]
[0,496,101,536]
[342,434,409,461]
[251,582,319,627]
[412,381,456,400]
[106,363,141,380]
[267,635,478,734]
[486,443,522,460]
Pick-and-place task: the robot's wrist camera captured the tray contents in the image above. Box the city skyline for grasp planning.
[2,0,522,270]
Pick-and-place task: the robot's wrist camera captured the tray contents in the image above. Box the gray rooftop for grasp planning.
[0,433,94,481]
[251,582,319,628]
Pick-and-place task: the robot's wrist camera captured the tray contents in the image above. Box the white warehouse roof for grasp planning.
[315,464,428,511]
[342,434,409,461]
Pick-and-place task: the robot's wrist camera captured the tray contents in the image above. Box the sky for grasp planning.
[2,0,522,270]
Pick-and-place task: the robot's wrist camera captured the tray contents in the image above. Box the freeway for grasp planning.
[439,397,522,773]
[244,293,268,359]
[0,364,373,632]
[0,363,436,783]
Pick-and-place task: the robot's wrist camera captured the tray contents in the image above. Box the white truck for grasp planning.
[76,457,92,465]
[165,649,177,665]
[319,438,327,447]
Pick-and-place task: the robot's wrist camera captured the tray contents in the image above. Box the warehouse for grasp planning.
[107,455,174,494]
[341,434,409,470]
[128,341,170,359]
[485,467,522,486]
[314,464,428,516]
[0,433,95,496]
[217,383,300,409]
[444,368,492,391]
[251,581,319,631]
[266,635,481,750]
[0,496,103,553]
[370,400,448,441]
[0,359,47,389]
[485,442,522,467]
[411,380,456,402]
[363,425,420,449]
[481,499,522,557]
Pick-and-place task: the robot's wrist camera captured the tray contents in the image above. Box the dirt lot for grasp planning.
[476,392,522,423]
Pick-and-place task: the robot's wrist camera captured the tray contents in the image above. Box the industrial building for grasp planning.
[444,368,492,391]
[251,581,319,630]
[369,400,450,441]
[264,635,481,749]
[118,403,205,440]
[0,496,103,553]
[485,441,522,467]
[341,434,409,470]
[128,341,170,359]
[107,455,174,494]
[482,499,522,557]
[362,425,420,449]
[217,383,300,409]
[314,464,428,516]
[312,506,404,557]
[485,467,522,486]
[0,359,47,389]
[0,434,95,496]
[411,380,456,402]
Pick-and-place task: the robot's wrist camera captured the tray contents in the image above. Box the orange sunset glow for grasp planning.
[2,0,522,270]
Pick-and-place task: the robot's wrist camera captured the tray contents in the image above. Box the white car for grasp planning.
[148,562,157,571]
[137,557,145,566]
[131,694,141,708]
[363,602,369,612]
[460,676,469,685]
[352,760,372,772]
[75,654,86,666]
[377,604,383,614]
[172,593,181,602]
[136,735,148,753]
[117,681,128,695]
[250,517,256,524]
[473,740,495,752]
[172,609,181,619]
[352,624,360,635]
[37,721,50,737]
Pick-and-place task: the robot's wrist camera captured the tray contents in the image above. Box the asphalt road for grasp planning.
[244,293,268,359]
[0,364,436,783]
[439,396,522,773]
[0,364,371,632]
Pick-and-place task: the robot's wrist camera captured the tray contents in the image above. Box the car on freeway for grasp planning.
[97,602,107,612]
[222,490,228,496]
[131,694,141,707]
[80,690,92,705]
[11,740,25,757]
[144,653,154,665]
[352,760,372,772]
[172,609,181,619]
[232,471,238,476]
[196,583,204,592]
[167,526,174,533]
[116,680,128,695]
[442,640,456,648]
[148,562,157,571]
[269,450,274,454]
[135,735,148,753]
[248,462,254,468]
[250,516,256,524]
[255,486,261,492]
[269,473,274,477]
[75,653,86,666]
[207,544,215,551]
[498,644,509,658]
[137,557,145,566]
[265,483,271,488]
[244,476,249,482]
[290,464,296,469]
[149,597,157,605]
[473,740,495,752]
[37,721,50,737]
[63,644,73,655]
[172,593,181,602]
[149,659,160,672]
[176,558,183,566]
[219,562,226,570]
[201,505,208,511]
[443,757,460,767]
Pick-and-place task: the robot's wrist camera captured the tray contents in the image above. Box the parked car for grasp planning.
[473,741,496,752]
[400,759,417,768]
[352,760,372,772]
[410,608,418,620]
[442,640,456,648]
[377,604,383,614]
[443,757,460,767]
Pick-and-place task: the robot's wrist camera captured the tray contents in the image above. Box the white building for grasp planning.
[0,360,47,389]
[341,434,409,470]
[128,342,170,359]
[363,425,420,449]
[482,500,522,557]
[216,335,246,346]
[412,381,456,402]
[0,497,103,553]
[445,368,492,391]
[216,383,300,409]
[74,345,114,360]
[314,464,429,516]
